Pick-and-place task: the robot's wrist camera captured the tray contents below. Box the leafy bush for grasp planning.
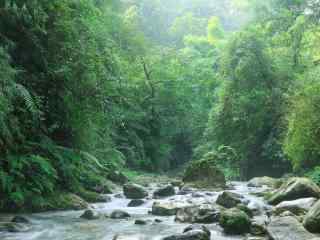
[306,167,320,185]
[0,155,57,210]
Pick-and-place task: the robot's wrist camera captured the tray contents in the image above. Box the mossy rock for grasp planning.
[183,159,226,188]
[30,193,89,212]
[77,188,108,203]
[219,208,251,235]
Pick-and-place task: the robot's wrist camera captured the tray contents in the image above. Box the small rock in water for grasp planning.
[134,219,148,225]
[110,210,131,219]
[11,216,30,224]
[80,209,100,220]
[128,199,145,207]
[114,193,125,199]
[191,192,204,198]
[0,222,30,232]
[183,224,211,237]
[162,230,210,240]
[171,180,183,188]
[154,218,163,223]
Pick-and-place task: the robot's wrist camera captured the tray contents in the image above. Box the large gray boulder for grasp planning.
[175,204,222,223]
[274,197,317,216]
[267,216,320,240]
[268,178,320,205]
[152,201,189,216]
[219,208,251,234]
[303,199,320,233]
[123,183,148,199]
[216,191,243,208]
[248,176,282,188]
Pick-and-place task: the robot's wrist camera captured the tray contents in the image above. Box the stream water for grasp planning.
[0,182,270,240]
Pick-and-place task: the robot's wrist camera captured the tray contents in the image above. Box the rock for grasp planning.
[274,197,317,216]
[237,203,253,218]
[153,185,175,198]
[219,208,251,234]
[11,216,30,224]
[248,176,281,188]
[268,178,320,205]
[128,199,145,207]
[114,193,125,198]
[134,219,148,225]
[183,224,211,237]
[182,159,226,188]
[0,222,30,232]
[108,171,128,184]
[171,180,183,188]
[48,193,89,211]
[216,191,243,208]
[162,230,210,240]
[250,215,269,236]
[123,183,148,199]
[267,216,320,240]
[154,219,163,223]
[191,192,205,198]
[113,234,146,240]
[152,201,189,216]
[80,209,100,220]
[303,199,320,233]
[175,205,221,223]
[110,210,131,219]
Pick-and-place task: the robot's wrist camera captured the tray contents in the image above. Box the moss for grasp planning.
[77,188,106,203]
[183,158,226,188]
[219,208,251,234]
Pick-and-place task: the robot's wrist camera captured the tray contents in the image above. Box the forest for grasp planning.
[0,0,320,218]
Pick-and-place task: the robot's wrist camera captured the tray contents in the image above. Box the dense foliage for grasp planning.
[1,0,320,211]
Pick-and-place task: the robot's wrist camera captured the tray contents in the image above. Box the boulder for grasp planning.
[250,215,269,236]
[268,178,320,205]
[274,197,317,216]
[128,199,145,207]
[108,171,128,184]
[267,216,320,240]
[183,224,211,237]
[110,210,131,219]
[183,159,226,188]
[123,183,148,199]
[113,234,146,240]
[248,177,281,188]
[152,201,188,216]
[11,216,30,224]
[0,222,30,232]
[216,191,243,208]
[219,208,251,234]
[171,180,183,188]
[162,230,210,240]
[80,209,100,220]
[153,185,175,198]
[303,199,320,233]
[44,193,89,212]
[175,204,222,223]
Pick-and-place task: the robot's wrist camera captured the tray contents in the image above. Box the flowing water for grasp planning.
[0,182,270,240]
